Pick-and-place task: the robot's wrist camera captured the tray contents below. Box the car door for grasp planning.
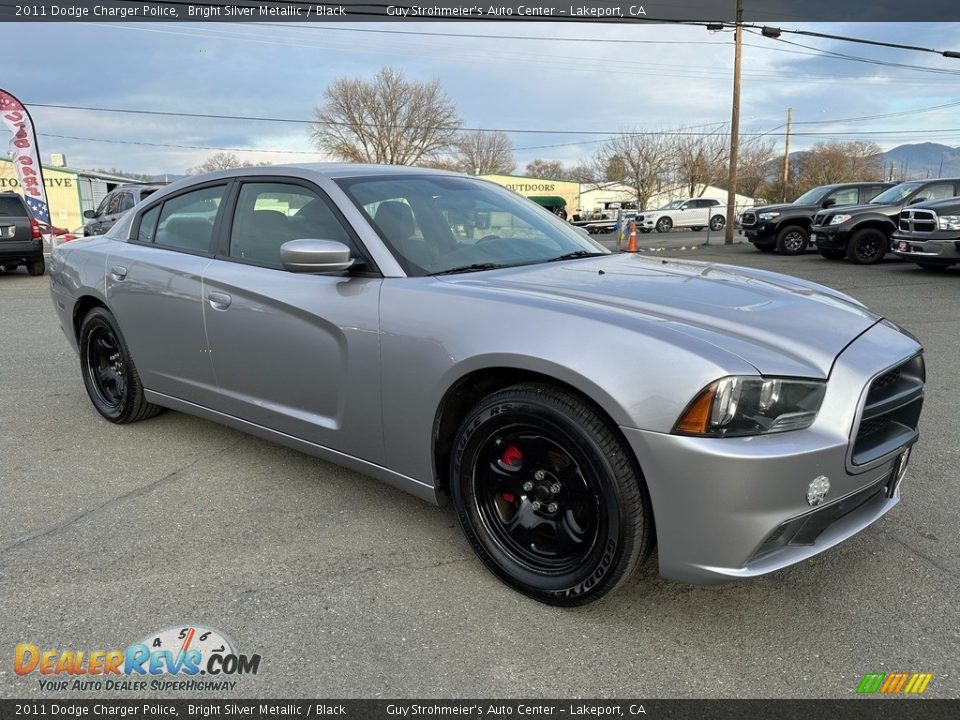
[105,182,228,407]
[201,178,384,462]
[89,192,123,235]
[681,200,708,227]
[825,187,860,208]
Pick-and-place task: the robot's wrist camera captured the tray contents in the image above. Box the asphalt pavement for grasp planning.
[1,246,958,699]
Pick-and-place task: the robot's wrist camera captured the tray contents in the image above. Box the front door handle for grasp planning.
[110,266,127,281]
[207,292,232,310]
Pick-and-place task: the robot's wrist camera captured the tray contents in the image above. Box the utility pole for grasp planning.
[724,0,743,244]
[782,107,793,202]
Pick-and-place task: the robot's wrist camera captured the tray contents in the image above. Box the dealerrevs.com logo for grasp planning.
[14,625,261,692]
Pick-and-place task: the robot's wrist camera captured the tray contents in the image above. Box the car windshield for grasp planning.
[792,186,831,205]
[338,175,607,276]
[657,200,685,210]
[870,181,924,205]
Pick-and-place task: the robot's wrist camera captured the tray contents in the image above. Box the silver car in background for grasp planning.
[48,165,924,605]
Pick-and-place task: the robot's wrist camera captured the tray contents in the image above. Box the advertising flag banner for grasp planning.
[0,88,50,224]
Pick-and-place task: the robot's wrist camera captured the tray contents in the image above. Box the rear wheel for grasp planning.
[451,383,654,606]
[819,248,845,260]
[27,258,45,276]
[775,225,809,255]
[79,307,162,424]
[655,217,673,233]
[846,228,888,265]
[709,215,725,231]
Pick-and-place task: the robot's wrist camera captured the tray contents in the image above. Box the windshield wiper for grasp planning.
[547,250,606,262]
[430,263,506,276]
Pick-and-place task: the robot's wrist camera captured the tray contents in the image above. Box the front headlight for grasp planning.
[937,215,960,231]
[674,376,826,437]
[758,212,780,221]
[829,214,852,225]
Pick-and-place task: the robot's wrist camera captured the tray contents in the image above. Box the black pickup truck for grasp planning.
[810,178,960,264]
[892,198,960,271]
[740,182,891,255]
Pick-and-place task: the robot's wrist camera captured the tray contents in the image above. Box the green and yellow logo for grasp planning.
[857,672,933,695]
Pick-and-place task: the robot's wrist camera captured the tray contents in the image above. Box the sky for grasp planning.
[6,20,960,176]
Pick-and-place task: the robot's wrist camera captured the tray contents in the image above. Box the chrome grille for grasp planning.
[899,209,937,233]
[740,211,756,227]
[852,355,925,466]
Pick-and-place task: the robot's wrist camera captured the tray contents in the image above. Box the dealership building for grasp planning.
[479,173,581,216]
[0,155,148,232]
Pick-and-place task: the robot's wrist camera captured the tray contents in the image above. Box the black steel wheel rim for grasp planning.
[783,231,804,252]
[857,235,883,262]
[85,325,126,408]
[472,426,602,573]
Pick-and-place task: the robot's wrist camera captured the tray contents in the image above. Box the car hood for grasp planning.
[441,254,881,378]
[747,202,812,214]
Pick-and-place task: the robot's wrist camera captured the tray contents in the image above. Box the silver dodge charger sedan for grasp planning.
[48,165,925,605]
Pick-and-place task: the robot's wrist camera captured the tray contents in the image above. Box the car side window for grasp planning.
[153,185,225,253]
[918,183,955,202]
[137,205,161,243]
[229,182,354,267]
[118,192,135,213]
[828,188,859,206]
[104,192,123,216]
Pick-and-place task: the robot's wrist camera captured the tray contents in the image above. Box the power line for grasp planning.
[38,132,321,155]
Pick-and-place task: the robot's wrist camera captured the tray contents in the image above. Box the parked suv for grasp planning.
[892,198,960,271]
[0,192,45,276]
[636,198,725,233]
[741,182,892,255]
[83,184,162,236]
[811,178,960,264]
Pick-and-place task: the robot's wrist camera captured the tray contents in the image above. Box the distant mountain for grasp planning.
[881,143,960,179]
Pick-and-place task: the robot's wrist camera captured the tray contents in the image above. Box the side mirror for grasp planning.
[280,239,355,274]
[83,210,96,219]
[821,198,836,208]
[908,197,927,205]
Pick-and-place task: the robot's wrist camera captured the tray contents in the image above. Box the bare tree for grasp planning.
[310,67,461,165]
[736,136,777,200]
[792,140,884,189]
[186,152,257,175]
[598,131,671,210]
[450,130,514,175]
[525,159,565,179]
[670,127,729,197]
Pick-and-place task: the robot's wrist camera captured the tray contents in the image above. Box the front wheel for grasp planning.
[846,228,889,265]
[79,307,163,424]
[451,383,654,606]
[655,217,673,233]
[776,225,809,255]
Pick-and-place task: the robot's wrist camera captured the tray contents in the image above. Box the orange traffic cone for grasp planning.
[626,220,638,253]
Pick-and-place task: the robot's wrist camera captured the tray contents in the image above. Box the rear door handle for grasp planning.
[110,266,127,281]
[207,292,232,310]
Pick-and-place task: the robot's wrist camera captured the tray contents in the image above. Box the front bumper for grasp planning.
[892,232,960,262]
[810,224,852,250]
[742,224,775,243]
[621,320,922,585]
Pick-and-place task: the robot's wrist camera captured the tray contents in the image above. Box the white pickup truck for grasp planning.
[636,198,726,233]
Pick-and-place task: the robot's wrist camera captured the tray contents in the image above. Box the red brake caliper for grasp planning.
[499,444,523,503]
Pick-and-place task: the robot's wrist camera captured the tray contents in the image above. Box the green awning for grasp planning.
[528,195,567,209]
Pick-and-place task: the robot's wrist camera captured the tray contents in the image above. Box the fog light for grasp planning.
[806,475,831,506]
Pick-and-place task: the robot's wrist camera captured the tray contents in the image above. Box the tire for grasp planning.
[79,307,162,424]
[775,225,809,255]
[846,228,889,265]
[27,258,45,276]
[709,215,725,231]
[655,217,673,233]
[819,248,845,260]
[691,226,703,232]
[450,383,654,606]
